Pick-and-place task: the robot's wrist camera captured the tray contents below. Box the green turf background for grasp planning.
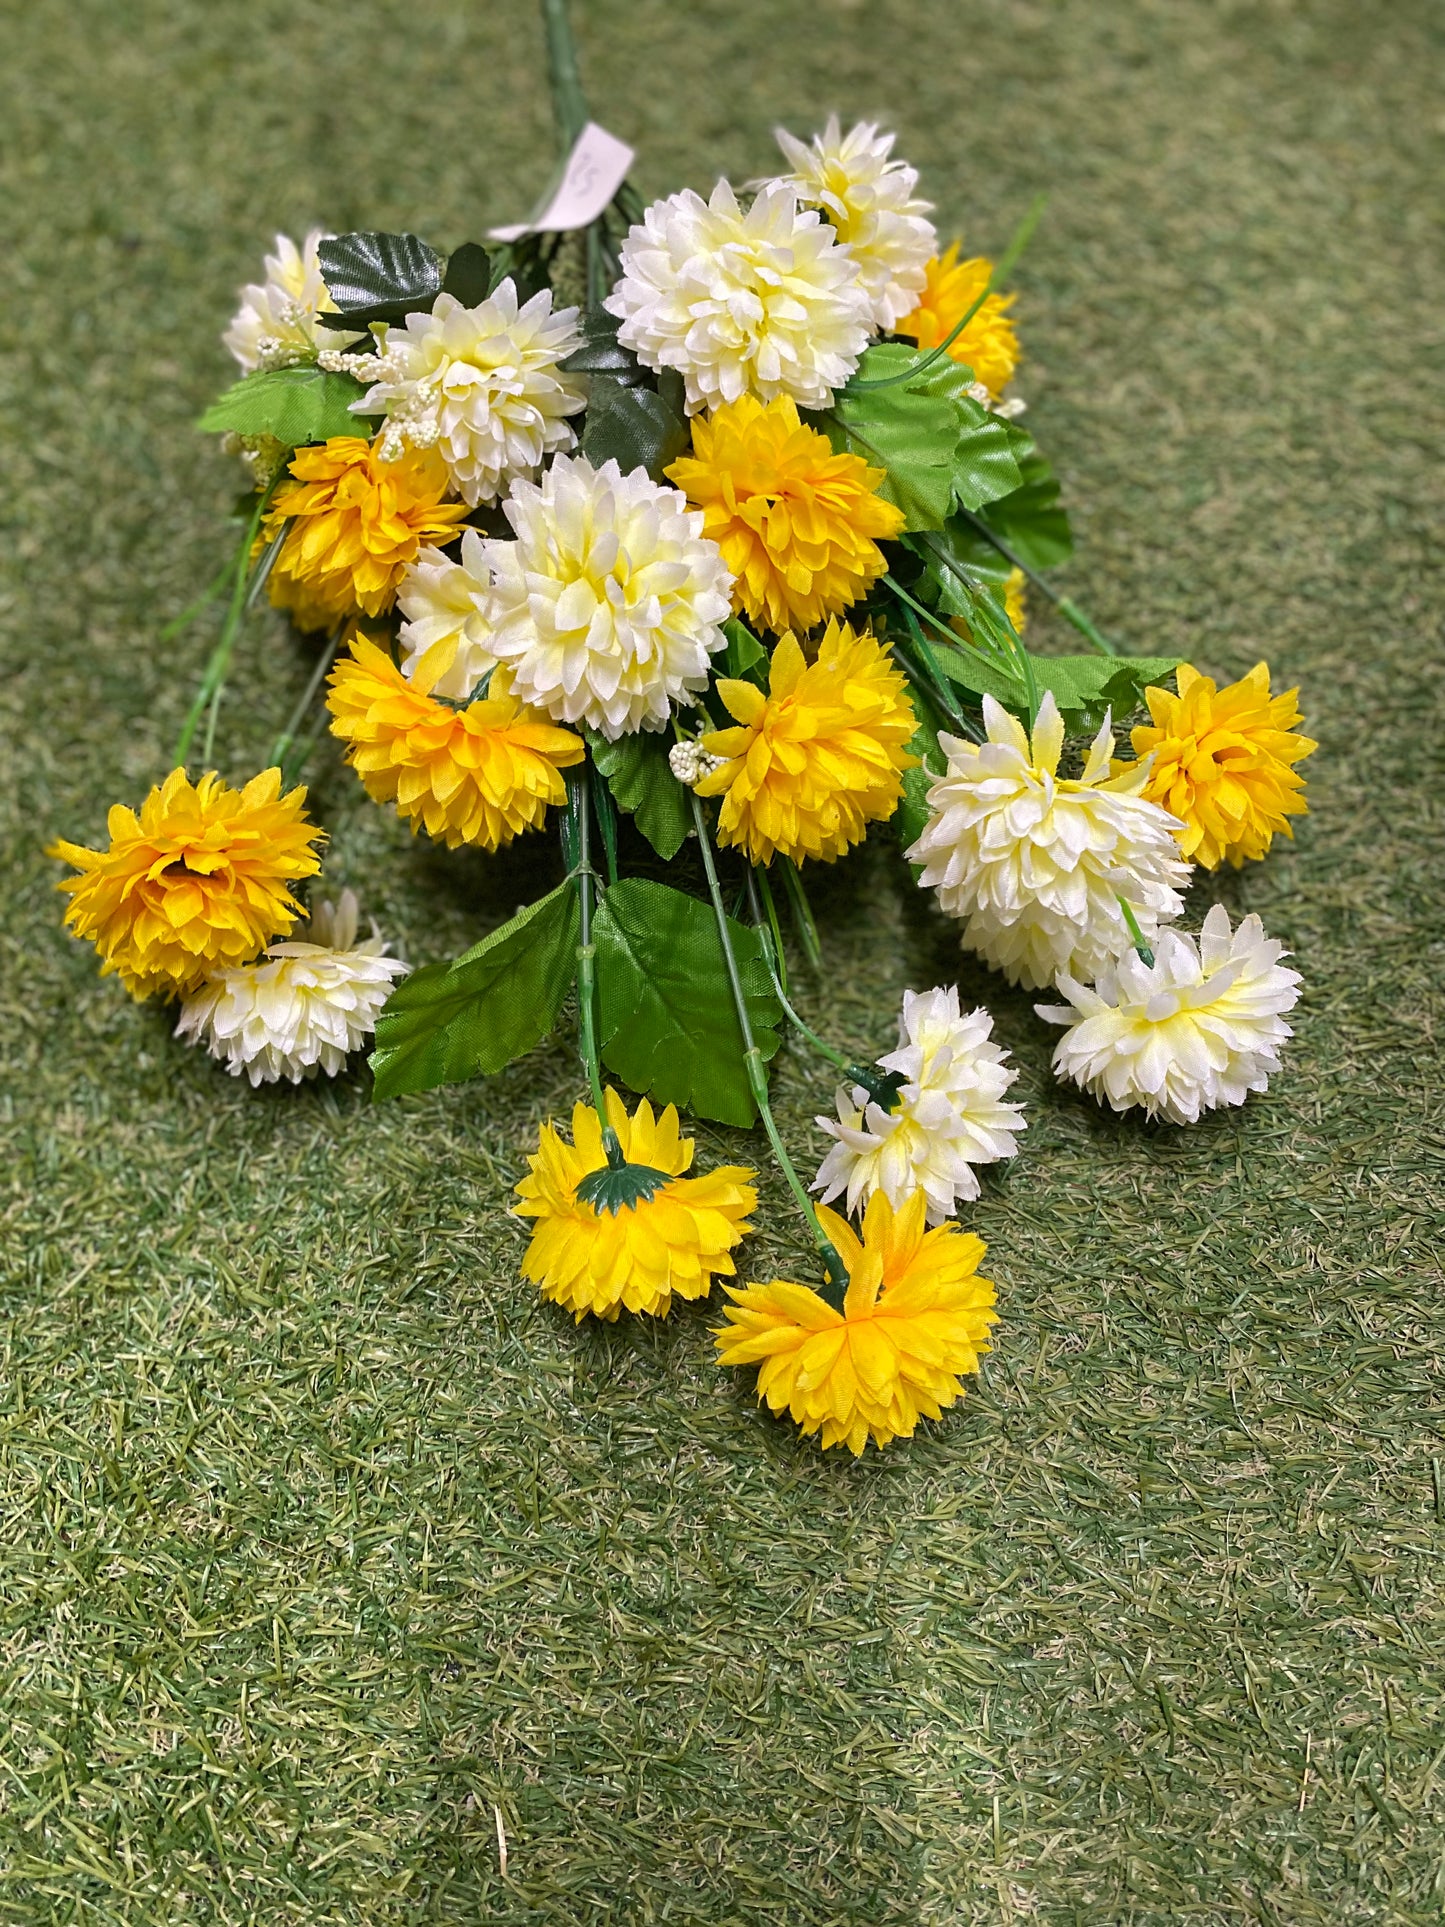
[2,1,1442,1920]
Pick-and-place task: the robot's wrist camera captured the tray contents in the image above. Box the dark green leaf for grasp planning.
[581,376,691,480]
[978,447,1074,569]
[561,308,648,385]
[317,230,443,328]
[198,366,372,444]
[721,618,768,682]
[441,241,493,308]
[952,415,1025,512]
[585,729,691,861]
[369,883,579,1100]
[593,878,781,1128]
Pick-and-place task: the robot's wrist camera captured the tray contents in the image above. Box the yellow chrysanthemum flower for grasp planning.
[515,1088,758,1322]
[263,436,469,631]
[697,621,917,865]
[326,637,585,851]
[1123,662,1317,869]
[52,767,323,999]
[713,1192,998,1454]
[665,395,905,635]
[896,243,1020,399]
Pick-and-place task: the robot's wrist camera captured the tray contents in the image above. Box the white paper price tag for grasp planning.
[489,121,635,243]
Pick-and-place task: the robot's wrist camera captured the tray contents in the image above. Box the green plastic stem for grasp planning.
[690,796,848,1302]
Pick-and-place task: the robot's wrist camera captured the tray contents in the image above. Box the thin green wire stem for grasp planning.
[173,479,284,769]
[844,193,1047,394]
[950,506,1119,658]
[269,623,347,778]
[566,766,629,1176]
[159,552,234,644]
[745,872,853,1076]
[690,796,847,1300]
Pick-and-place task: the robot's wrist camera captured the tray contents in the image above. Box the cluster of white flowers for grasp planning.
[771,116,937,332]
[1037,906,1301,1124]
[482,455,733,738]
[326,284,587,506]
[224,230,347,374]
[908,693,1191,991]
[395,529,498,700]
[606,180,873,416]
[814,989,1025,1224]
[176,892,409,1086]
[903,694,1304,1131]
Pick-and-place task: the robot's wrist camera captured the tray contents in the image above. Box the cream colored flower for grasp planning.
[772,117,937,331]
[907,693,1191,990]
[175,890,408,1086]
[223,229,345,374]
[344,285,585,506]
[604,179,872,415]
[395,529,497,700]
[814,988,1024,1224]
[1037,904,1301,1124]
[482,455,733,738]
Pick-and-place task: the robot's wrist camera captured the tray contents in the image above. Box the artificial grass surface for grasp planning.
[2,0,1442,1919]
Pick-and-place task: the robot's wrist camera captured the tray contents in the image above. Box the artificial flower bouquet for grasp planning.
[53,4,1316,1456]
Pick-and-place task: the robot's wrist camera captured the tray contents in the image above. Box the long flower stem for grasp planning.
[540,0,588,150]
[269,622,346,777]
[881,575,986,741]
[951,506,1119,657]
[691,796,847,1298]
[568,766,621,1161]
[745,872,853,1075]
[173,480,284,768]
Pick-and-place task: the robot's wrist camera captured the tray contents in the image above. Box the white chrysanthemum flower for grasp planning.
[346,284,585,506]
[813,987,1025,1224]
[395,529,497,700]
[604,179,872,415]
[1037,904,1302,1124]
[223,229,346,374]
[772,117,937,332]
[908,693,1192,990]
[481,454,733,737]
[175,891,409,1087]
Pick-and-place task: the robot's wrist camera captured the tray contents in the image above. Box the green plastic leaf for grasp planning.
[819,342,987,532]
[561,308,648,385]
[979,446,1074,569]
[593,879,781,1128]
[369,882,579,1100]
[585,729,691,861]
[1039,655,1183,732]
[198,366,371,444]
[721,618,768,681]
[317,230,443,328]
[951,415,1024,512]
[581,375,691,480]
[933,647,1183,732]
[441,241,493,309]
[910,518,1012,610]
